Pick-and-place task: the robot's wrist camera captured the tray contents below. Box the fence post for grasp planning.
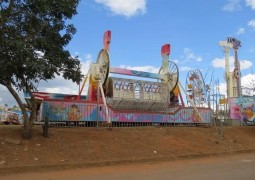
[43,116,49,137]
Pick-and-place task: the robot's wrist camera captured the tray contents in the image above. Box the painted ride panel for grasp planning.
[41,99,211,125]
[229,96,255,125]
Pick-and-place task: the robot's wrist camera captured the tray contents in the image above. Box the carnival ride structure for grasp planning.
[219,37,255,125]
[185,69,207,107]
[219,37,241,99]
[28,31,212,126]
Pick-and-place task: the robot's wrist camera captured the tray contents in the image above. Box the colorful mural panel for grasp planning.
[41,100,211,125]
[229,96,255,124]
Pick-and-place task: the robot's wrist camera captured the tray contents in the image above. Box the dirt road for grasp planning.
[1,152,255,180]
[1,125,255,177]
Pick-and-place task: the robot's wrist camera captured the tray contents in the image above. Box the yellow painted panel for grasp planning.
[219,98,226,104]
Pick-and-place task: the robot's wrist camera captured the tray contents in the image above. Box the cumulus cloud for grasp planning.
[213,74,255,97]
[0,85,24,106]
[172,59,179,64]
[212,56,252,71]
[179,66,192,72]
[241,73,255,95]
[183,48,202,62]
[0,54,93,106]
[239,60,253,69]
[242,73,255,88]
[38,54,93,95]
[212,57,230,69]
[94,0,147,17]
[223,0,242,11]
[39,74,82,95]
[85,54,92,60]
[237,27,245,35]
[248,19,255,28]
[246,0,255,9]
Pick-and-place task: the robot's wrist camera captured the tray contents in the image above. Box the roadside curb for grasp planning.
[1,149,255,175]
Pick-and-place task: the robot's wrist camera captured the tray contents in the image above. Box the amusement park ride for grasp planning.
[219,37,255,125]
[219,37,242,99]
[79,31,181,119]
[25,31,214,126]
[22,31,255,126]
[185,69,207,107]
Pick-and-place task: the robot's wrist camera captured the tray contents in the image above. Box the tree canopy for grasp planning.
[0,0,82,138]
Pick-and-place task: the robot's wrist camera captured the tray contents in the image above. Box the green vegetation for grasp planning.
[0,0,82,139]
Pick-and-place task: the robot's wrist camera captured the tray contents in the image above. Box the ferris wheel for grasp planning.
[185,69,207,107]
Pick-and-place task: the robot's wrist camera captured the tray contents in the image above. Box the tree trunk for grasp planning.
[5,82,33,139]
[22,77,39,139]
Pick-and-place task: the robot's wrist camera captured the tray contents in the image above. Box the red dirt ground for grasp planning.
[1,125,255,174]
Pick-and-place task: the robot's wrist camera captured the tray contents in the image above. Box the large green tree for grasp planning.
[0,0,82,139]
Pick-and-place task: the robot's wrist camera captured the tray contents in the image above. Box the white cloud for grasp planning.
[213,74,255,97]
[246,0,255,9]
[0,54,93,106]
[248,19,255,28]
[39,75,81,95]
[0,85,24,106]
[239,60,253,69]
[241,73,255,88]
[237,27,245,35]
[196,57,202,62]
[172,59,179,64]
[85,54,92,60]
[241,74,255,96]
[218,82,227,96]
[212,57,230,69]
[44,86,79,95]
[183,48,202,62]
[38,55,93,95]
[179,66,192,72]
[223,0,242,11]
[94,0,147,17]
[119,65,159,73]
[212,56,252,71]
[80,55,93,74]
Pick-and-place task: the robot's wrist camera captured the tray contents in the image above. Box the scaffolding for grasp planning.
[209,80,229,127]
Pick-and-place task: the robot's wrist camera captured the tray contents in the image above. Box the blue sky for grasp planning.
[1,0,255,106]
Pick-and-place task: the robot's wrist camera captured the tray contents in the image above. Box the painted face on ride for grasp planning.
[68,104,81,121]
